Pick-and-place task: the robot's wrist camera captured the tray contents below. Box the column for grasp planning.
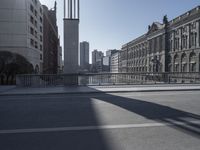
[179,28,182,51]
[187,24,190,49]
[187,53,190,72]
[197,20,200,47]
[197,53,200,72]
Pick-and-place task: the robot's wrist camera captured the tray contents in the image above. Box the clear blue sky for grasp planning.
[40,0,200,62]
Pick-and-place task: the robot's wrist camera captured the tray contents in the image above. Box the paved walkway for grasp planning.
[1,84,200,96]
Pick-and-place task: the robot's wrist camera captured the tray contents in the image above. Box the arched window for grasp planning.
[189,52,196,72]
[181,53,187,72]
[35,65,39,74]
[168,55,172,72]
[174,54,179,72]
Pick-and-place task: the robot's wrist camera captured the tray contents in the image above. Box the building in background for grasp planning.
[120,6,200,73]
[106,49,119,57]
[102,49,119,72]
[91,49,104,72]
[111,52,120,73]
[80,41,89,71]
[58,44,63,73]
[42,2,59,74]
[0,0,44,73]
[102,56,110,72]
[92,49,104,64]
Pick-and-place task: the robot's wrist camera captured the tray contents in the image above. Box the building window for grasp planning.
[30,27,34,35]
[175,38,179,50]
[30,16,34,24]
[190,32,197,47]
[35,31,37,38]
[30,4,34,12]
[35,41,38,49]
[40,35,42,42]
[181,53,187,72]
[34,10,37,17]
[40,17,43,23]
[40,54,43,60]
[40,26,43,33]
[182,35,187,49]
[30,39,34,46]
[40,45,42,51]
[189,52,197,72]
[34,20,37,27]
[174,54,179,72]
[191,22,196,29]
[40,7,42,14]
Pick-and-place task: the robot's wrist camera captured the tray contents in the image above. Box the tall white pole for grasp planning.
[74,0,76,19]
[78,0,80,19]
[64,0,66,18]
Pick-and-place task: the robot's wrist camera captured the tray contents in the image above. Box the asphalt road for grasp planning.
[0,91,200,150]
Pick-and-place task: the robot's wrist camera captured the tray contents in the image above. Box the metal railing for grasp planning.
[16,72,200,87]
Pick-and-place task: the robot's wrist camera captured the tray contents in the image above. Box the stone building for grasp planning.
[0,0,44,73]
[42,2,59,74]
[120,6,200,73]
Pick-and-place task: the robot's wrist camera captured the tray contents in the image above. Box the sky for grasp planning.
[40,0,200,62]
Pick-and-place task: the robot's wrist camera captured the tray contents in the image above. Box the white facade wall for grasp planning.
[0,0,43,73]
[64,19,79,74]
[111,52,119,73]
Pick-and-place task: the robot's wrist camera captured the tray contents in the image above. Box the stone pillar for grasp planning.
[178,54,181,72]
[179,28,182,51]
[187,52,190,72]
[197,20,200,48]
[187,25,190,49]
[64,0,80,74]
[197,53,200,72]
[171,54,174,72]
[172,31,175,52]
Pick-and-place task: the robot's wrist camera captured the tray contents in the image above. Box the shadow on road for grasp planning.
[0,87,200,150]
[90,88,200,139]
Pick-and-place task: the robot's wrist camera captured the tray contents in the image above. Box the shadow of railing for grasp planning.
[90,89,200,139]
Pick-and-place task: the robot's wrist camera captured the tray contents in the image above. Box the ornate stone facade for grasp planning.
[120,6,200,73]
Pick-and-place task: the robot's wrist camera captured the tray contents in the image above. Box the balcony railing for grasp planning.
[16,72,200,87]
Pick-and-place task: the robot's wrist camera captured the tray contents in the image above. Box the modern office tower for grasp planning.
[0,0,44,73]
[43,2,59,74]
[92,49,104,64]
[111,52,120,73]
[64,0,80,74]
[80,41,89,71]
[91,50,104,72]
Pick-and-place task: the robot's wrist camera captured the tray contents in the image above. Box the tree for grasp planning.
[0,51,34,84]
[163,15,168,25]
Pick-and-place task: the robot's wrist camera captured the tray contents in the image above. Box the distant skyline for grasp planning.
[40,0,200,62]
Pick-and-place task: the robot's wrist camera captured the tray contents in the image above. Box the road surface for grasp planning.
[0,91,200,150]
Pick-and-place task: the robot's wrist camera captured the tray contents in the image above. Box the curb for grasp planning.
[1,88,200,96]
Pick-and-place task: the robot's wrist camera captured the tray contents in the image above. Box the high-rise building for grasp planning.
[92,50,104,64]
[91,50,104,73]
[42,2,59,74]
[0,0,44,73]
[111,52,120,73]
[80,41,89,71]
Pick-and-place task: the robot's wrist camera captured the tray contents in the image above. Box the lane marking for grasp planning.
[0,120,200,134]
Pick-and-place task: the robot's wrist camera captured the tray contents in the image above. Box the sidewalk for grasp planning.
[1,84,200,96]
